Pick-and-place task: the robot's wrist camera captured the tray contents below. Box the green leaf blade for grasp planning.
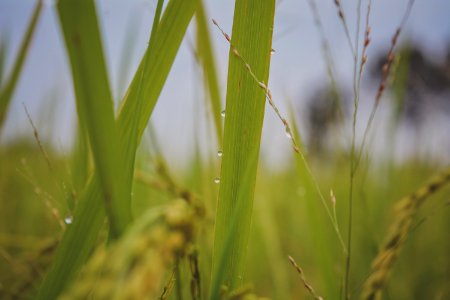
[57,0,131,237]
[211,0,276,292]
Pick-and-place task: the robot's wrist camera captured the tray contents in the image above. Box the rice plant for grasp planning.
[0,0,449,299]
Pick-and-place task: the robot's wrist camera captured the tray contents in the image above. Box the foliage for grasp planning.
[0,1,449,299]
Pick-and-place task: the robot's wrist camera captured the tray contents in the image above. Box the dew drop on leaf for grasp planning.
[64,215,73,225]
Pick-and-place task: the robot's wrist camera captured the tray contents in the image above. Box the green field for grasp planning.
[1,0,449,299]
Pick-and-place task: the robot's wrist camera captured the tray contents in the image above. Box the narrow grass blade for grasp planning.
[195,1,223,145]
[36,0,198,298]
[58,0,131,237]
[0,0,43,131]
[211,0,275,290]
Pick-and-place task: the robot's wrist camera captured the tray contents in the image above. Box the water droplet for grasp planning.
[221,110,226,117]
[214,177,220,184]
[285,129,292,139]
[64,215,73,225]
[297,186,306,197]
[217,150,223,157]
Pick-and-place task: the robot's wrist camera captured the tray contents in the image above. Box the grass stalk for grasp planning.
[354,0,416,172]
[345,0,366,296]
[332,0,355,56]
[344,10,416,291]
[210,0,275,292]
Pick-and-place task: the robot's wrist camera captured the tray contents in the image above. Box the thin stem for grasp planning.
[332,0,355,56]
[175,256,184,300]
[354,0,415,172]
[344,2,415,298]
[305,0,347,140]
[288,255,323,300]
[344,1,364,296]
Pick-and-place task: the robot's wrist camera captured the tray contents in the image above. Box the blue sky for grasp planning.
[1,0,450,166]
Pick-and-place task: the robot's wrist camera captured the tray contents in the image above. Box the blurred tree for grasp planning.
[304,84,346,155]
[371,44,450,127]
